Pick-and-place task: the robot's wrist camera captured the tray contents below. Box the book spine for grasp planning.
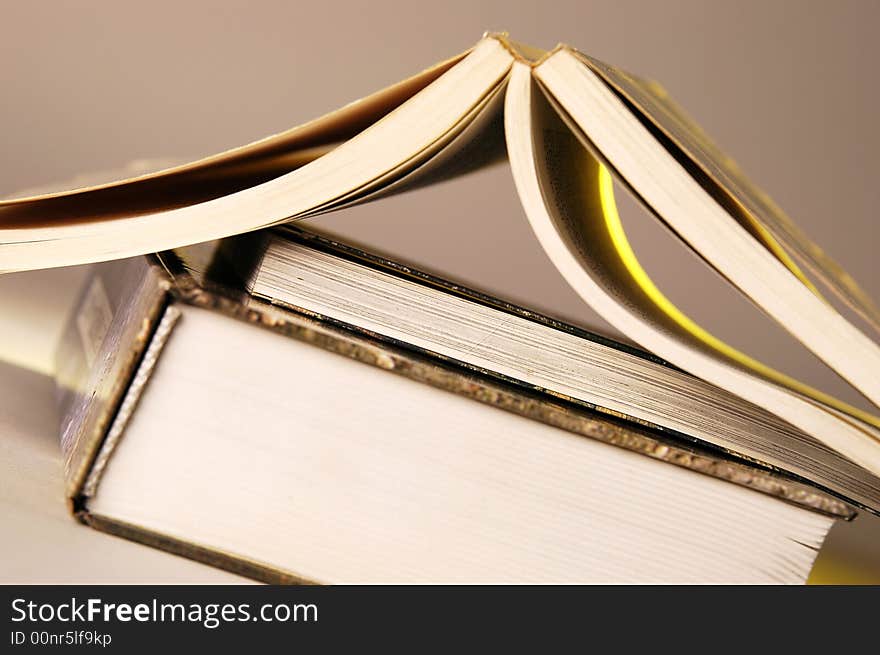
[54,256,170,504]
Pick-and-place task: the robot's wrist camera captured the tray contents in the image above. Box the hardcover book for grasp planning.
[55,227,878,583]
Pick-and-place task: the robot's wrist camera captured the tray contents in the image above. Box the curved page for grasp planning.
[0,38,513,272]
[1,51,466,207]
[533,50,880,411]
[504,61,880,477]
[576,51,880,335]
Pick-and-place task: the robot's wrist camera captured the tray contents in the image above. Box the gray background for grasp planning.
[1,0,877,581]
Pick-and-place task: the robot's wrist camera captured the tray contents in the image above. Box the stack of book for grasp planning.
[4,34,879,583]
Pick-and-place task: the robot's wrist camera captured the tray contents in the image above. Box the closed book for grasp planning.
[54,227,880,583]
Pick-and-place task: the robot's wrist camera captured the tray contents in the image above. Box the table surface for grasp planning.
[0,360,246,584]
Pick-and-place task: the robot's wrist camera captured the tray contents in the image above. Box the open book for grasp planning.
[3,33,879,480]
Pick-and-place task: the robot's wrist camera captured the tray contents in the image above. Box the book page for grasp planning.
[535,50,880,415]
[0,50,467,226]
[577,52,880,335]
[0,38,514,271]
[298,74,507,217]
[504,61,880,478]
